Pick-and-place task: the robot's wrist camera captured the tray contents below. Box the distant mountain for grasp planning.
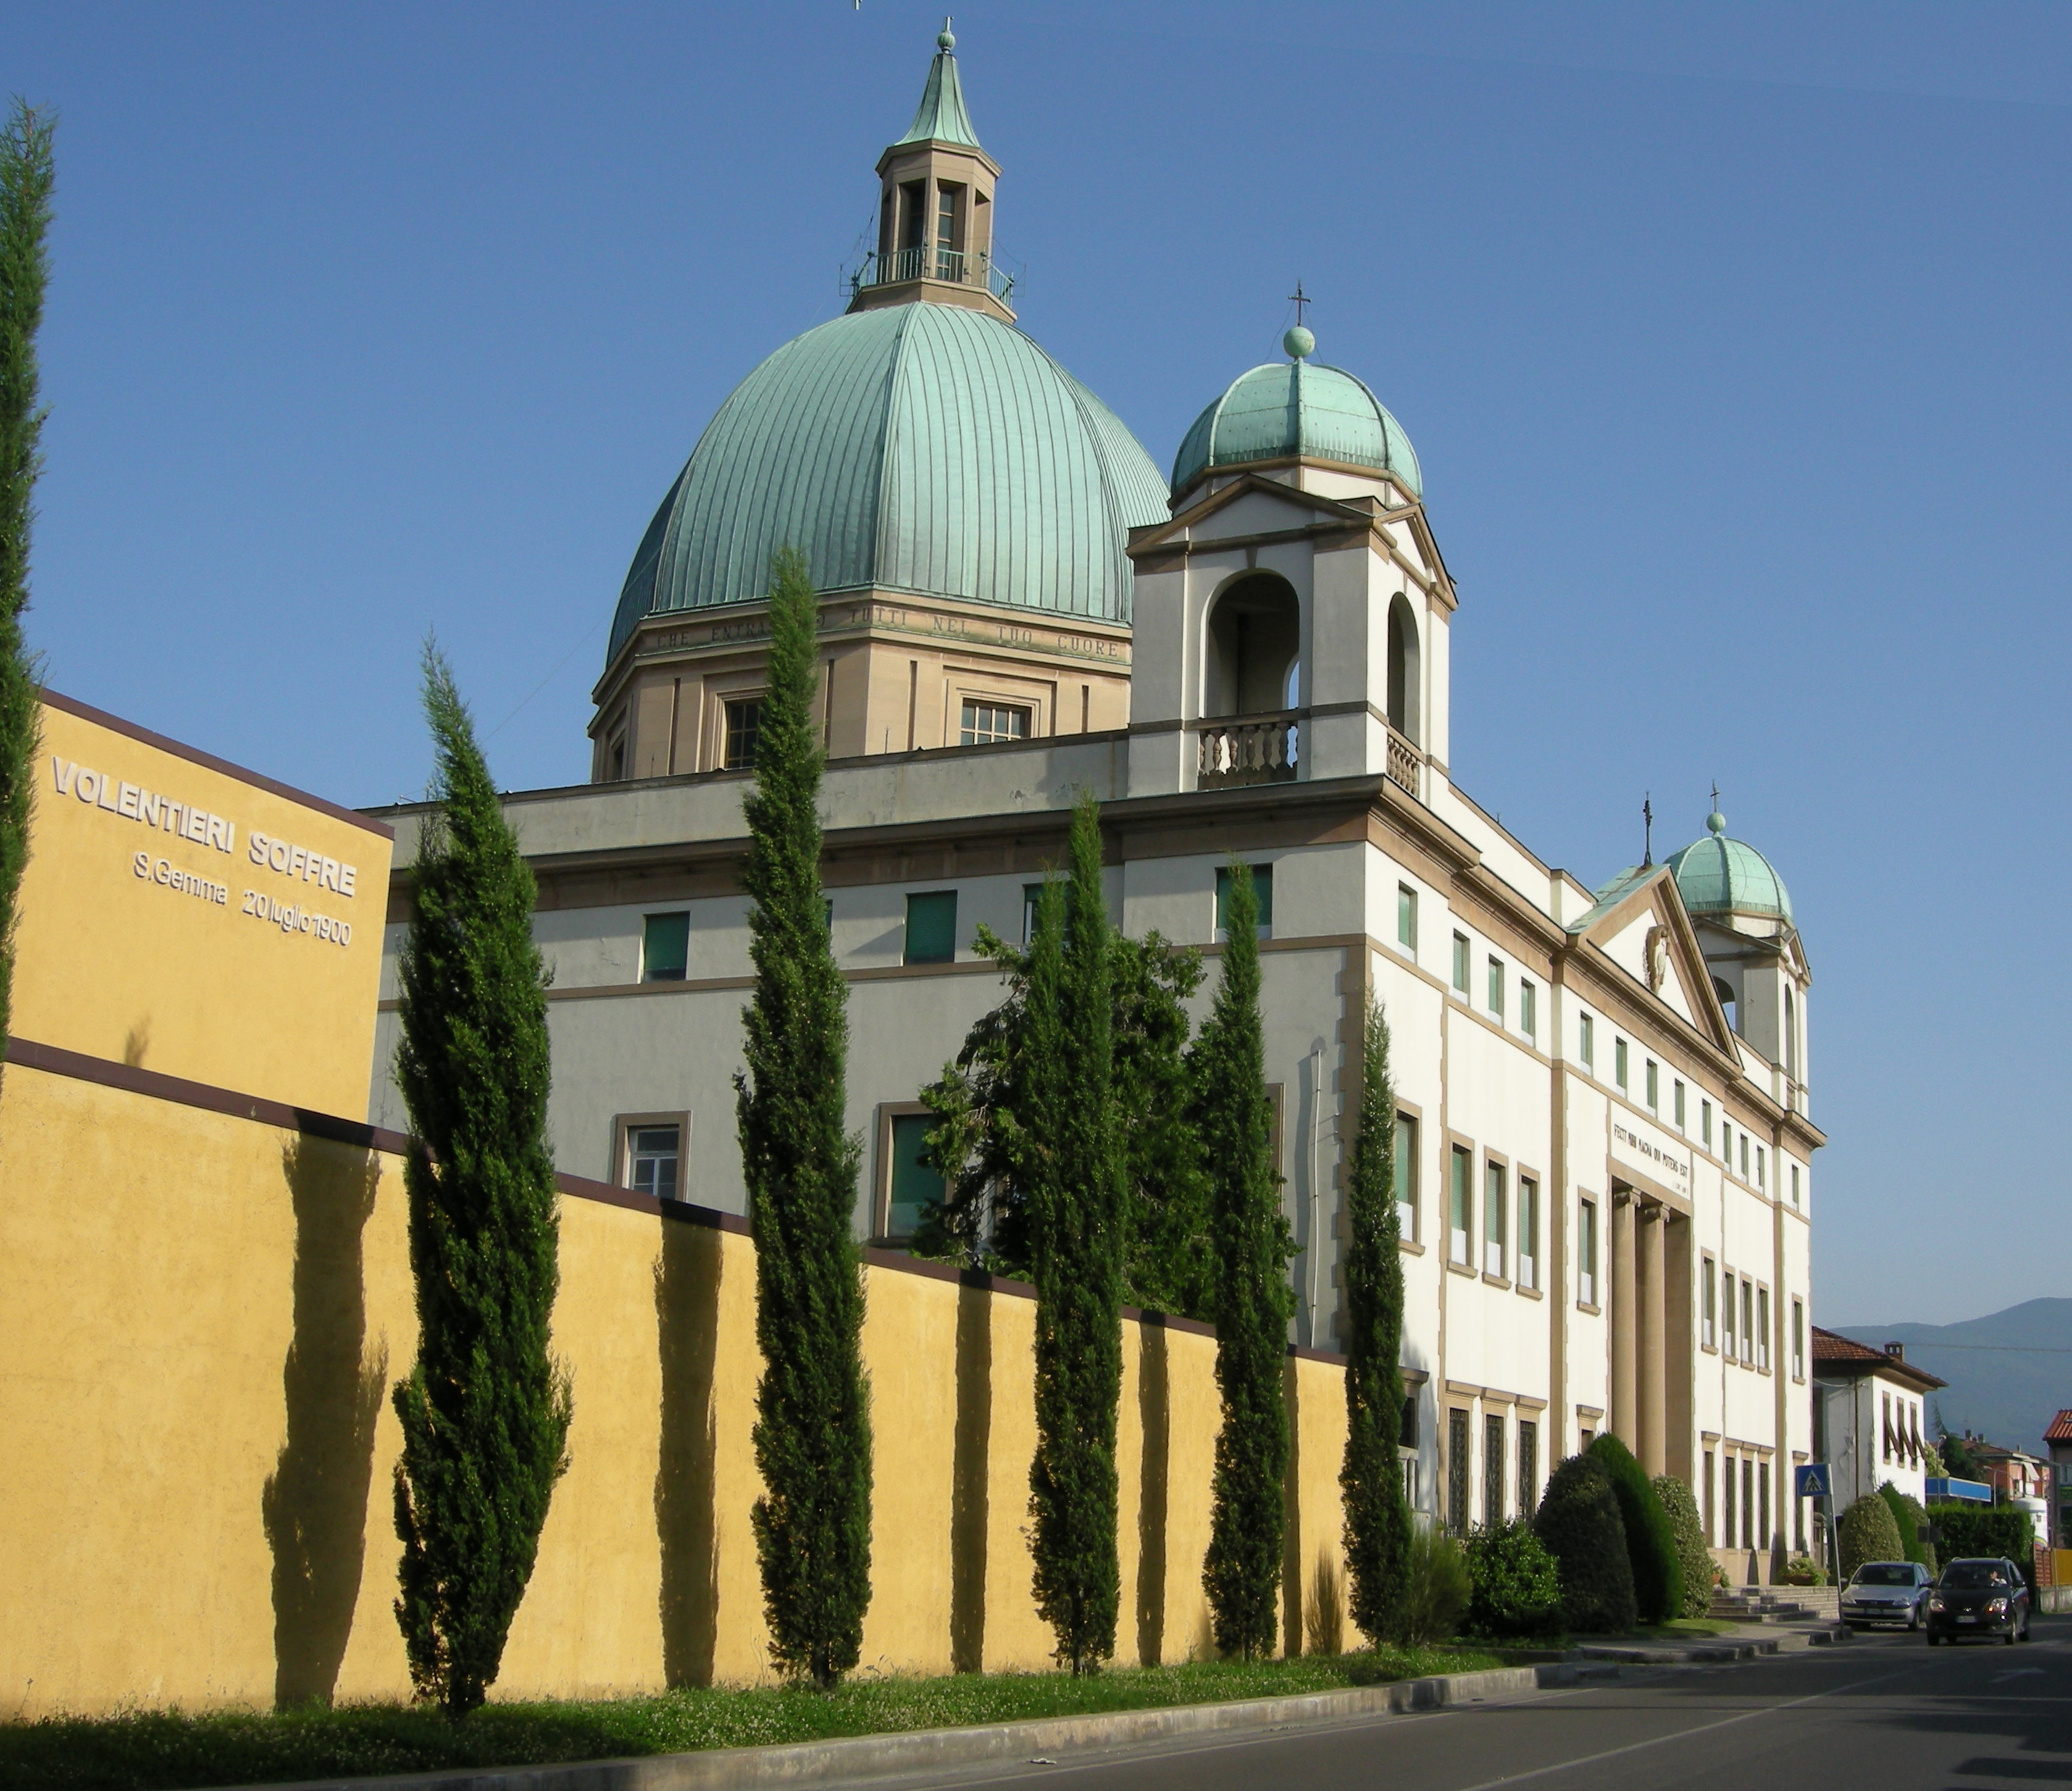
[1836,1298,2072,1457]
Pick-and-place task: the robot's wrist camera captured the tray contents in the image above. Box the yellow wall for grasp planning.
[12,696,392,1116]
[0,1057,1356,1717]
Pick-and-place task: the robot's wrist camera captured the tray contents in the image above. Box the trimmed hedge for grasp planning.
[1838,1492,1903,1580]
[1586,1435,1683,1625]
[1653,1474,1716,1617]
[1463,1521,1563,1639]
[1534,1453,1637,1635]
[1879,1483,1934,1572]
[1929,1504,2036,1595]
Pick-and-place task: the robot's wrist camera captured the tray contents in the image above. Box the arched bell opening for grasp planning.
[1204,572,1302,719]
[1387,593,1422,745]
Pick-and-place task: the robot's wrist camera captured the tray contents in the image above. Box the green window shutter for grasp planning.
[1215,864,1274,935]
[904,890,958,965]
[643,911,690,982]
[887,1113,944,1239]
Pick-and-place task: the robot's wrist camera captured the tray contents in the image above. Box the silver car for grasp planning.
[1842,1560,1934,1629]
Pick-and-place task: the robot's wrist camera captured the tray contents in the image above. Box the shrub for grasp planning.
[1929,1504,2036,1595]
[1837,1492,1904,1579]
[1653,1474,1716,1617]
[1534,1453,1637,1635]
[1586,1435,1683,1625]
[1393,1526,1471,1646]
[1879,1483,1934,1571]
[1463,1521,1562,1639]
[1306,1553,1347,1657]
[1779,1554,1826,1586]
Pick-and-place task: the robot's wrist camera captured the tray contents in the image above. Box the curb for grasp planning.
[231,1663,1618,1791]
[1574,1624,1847,1665]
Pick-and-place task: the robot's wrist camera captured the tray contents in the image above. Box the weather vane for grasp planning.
[1642,793,1654,867]
[1288,280,1311,327]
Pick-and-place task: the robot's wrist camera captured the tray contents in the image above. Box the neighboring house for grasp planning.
[1968,1435,2053,1542]
[2047,1411,2072,1551]
[1811,1330,1946,1516]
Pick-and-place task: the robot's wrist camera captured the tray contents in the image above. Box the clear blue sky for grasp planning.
[11,3,2068,1324]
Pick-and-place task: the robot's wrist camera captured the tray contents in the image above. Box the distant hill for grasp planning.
[1836,1298,2072,1457]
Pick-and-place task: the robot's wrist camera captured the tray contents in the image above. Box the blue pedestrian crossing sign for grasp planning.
[1795,1463,1832,1498]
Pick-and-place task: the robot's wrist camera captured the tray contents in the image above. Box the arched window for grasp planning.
[1387,594,1421,744]
[1713,975,1737,1034]
[1205,572,1300,718]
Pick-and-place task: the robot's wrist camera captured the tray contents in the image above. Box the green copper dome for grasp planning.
[609,303,1169,661]
[1667,813,1795,924]
[1171,351,1421,500]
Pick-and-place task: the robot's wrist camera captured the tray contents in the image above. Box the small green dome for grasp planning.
[1667,818,1794,924]
[611,303,1169,663]
[1171,352,1421,500]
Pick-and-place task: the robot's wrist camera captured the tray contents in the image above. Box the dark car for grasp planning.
[1926,1557,2032,1645]
[1841,1561,1934,1629]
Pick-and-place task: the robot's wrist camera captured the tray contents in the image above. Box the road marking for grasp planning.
[1430,1663,1929,1791]
[1992,1669,2045,1682]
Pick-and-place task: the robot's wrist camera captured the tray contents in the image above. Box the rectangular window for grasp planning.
[1703,1099,1713,1148]
[642,911,690,982]
[1792,1298,1805,1379]
[959,698,1030,746]
[935,181,961,269]
[1484,1160,1507,1279]
[1579,1009,1595,1069]
[1484,1414,1506,1528]
[1447,1409,1471,1535]
[1579,1197,1598,1306]
[1741,1279,1755,1365]
[1450,1145,1473,1268]
[903,890,958,964]
[1724,1453,1737,1548]
[1791,1164,1801,1207]
[626,1123,681,1201]
[1645,1059,1659,1111]
[1756,1144,1766,1190]
[1520,979,1537,1040]
[1394,1114,1419,1240]
[1723,1272,1737,1357]
[1614,1037,1629,1090]
[1704,1450,1716,1545]
[1674,1080,1686,1129]
[722,696,764,769]
[1398,883,1418,951]
[1453,932,1471,993]
[1517,1177,1539,1290]
[1487,957,1505,1019]
[1703,1258,1716,1349]
[1022,881,1045,944]
[1216,864,1274,938]
[885,1111,944,1240]
[1518,1419,1538,1519]
[1740,1133,1750,1180]
[1758,1287,1771,1371]
[1758,1462,1770,1553]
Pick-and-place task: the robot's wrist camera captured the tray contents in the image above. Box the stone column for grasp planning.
[1611,1194,1637,1449]
[1638,1203,1667,1476]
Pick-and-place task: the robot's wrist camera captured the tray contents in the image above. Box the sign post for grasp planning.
[1795,1464,1835,1581]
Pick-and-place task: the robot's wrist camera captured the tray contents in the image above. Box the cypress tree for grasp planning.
[735,546,872,1687]
[1194,861,1295,1657]
[0,102,55,1056]
[1340,998,1411,1645]
[1024,791,1125,1672]
[392,643,572,1716]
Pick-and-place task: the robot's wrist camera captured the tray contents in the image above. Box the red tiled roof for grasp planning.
[2044,1410,2072,1443]
[1808,1327,1948,1389]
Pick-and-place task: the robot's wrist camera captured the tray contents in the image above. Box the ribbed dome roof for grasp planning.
[1171,351,1421,501]
[1667,814,1795,924]
[609,303,1169,663]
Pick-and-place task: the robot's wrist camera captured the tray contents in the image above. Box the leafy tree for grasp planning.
[1196,861,1295,1657]
[1022,793,1125,1673]
[1837,1492,1903,1579]
[1935,1414,1982,1483]
[1340,998,1411,1645]
[1584,1435,1682,1624]
[916,922,1208,1318]
[0,101,55,1056]
[1653,1474,1716,1616]
[1533,1453,1637,1634]
[391,643,572,1716]
[734,546,872,1687]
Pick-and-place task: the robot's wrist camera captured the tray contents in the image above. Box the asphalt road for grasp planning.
[874,1620,2072,1791]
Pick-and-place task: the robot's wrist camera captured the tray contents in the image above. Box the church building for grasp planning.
[372,33,1821,1582]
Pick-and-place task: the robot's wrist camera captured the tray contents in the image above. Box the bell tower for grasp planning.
[848,26,1015,325]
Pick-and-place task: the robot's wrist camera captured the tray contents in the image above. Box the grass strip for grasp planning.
[0,1648,1507,1791]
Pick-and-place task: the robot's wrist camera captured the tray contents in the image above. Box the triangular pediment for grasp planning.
[1571,864,1737,1053]
[1129,472,1371,554]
